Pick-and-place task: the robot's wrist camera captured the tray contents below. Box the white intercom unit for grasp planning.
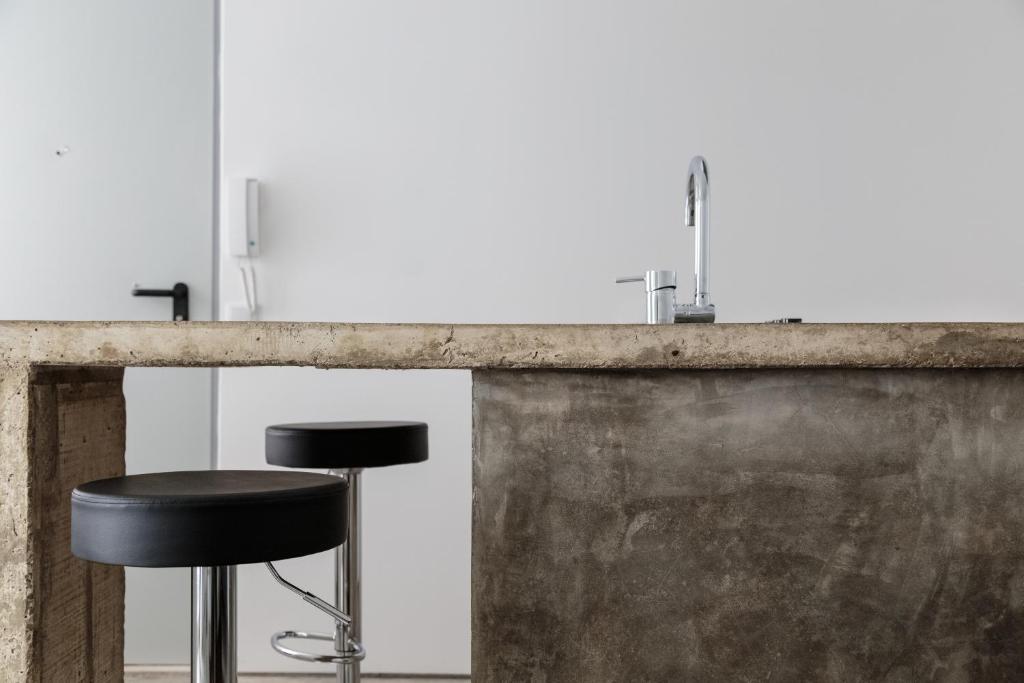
[227,177,260,257]
[225,177,260,320]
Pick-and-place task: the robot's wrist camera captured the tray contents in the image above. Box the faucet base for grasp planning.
[674,304,715,323]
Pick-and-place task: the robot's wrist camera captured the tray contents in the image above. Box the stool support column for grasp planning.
[192,565,237,683]
[332,469,362,683]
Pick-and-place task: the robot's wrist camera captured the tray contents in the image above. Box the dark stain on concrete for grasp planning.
[472,369,1024,682]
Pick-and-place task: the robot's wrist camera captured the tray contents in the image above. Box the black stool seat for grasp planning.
[71,470,348,568]
[266,421,428,469]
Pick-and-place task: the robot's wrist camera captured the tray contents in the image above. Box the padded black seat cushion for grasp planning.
[72,470,347,568]
[266,421,428,470]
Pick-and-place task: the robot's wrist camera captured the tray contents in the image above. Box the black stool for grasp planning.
[265,421,428,683]
[71,470,353,683]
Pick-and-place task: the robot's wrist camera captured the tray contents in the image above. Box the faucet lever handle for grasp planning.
[616,270,677,292]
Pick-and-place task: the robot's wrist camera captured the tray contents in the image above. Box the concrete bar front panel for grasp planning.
[472,369,1024,681]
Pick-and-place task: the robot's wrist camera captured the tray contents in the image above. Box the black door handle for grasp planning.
[131,282,189,321]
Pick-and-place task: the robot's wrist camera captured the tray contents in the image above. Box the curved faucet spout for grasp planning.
[685,156,710,308]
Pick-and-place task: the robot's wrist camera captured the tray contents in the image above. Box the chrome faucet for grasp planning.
[616,155,716,323]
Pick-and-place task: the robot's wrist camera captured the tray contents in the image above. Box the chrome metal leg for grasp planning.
[192,565,237,683]
[331,468,362,683]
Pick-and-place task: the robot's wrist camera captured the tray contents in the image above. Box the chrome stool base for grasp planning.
[332,468,363,683]
[190,558,361,681]
[191,566,237,683]
[265,469,364,682]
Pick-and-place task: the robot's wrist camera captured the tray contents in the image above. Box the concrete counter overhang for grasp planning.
[2,321,1024,369]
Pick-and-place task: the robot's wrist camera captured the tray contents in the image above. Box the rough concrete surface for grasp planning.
[0,366,32,680]
[0,366,125,682]
[473,369,1024,682]
[1,321,1024,369]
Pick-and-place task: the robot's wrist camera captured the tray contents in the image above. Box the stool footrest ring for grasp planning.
[271,630,366,664]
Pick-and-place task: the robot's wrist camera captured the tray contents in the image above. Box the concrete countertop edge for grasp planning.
[1,321,1023,369]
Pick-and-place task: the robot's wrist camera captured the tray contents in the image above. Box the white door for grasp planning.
[0,0,214,665]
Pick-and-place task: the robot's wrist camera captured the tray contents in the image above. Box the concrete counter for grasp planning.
[1,321,1024,369]
[2,321,1024,680]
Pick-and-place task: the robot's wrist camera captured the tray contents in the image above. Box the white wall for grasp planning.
[0,0,215,665]
[220,0,1024,674]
